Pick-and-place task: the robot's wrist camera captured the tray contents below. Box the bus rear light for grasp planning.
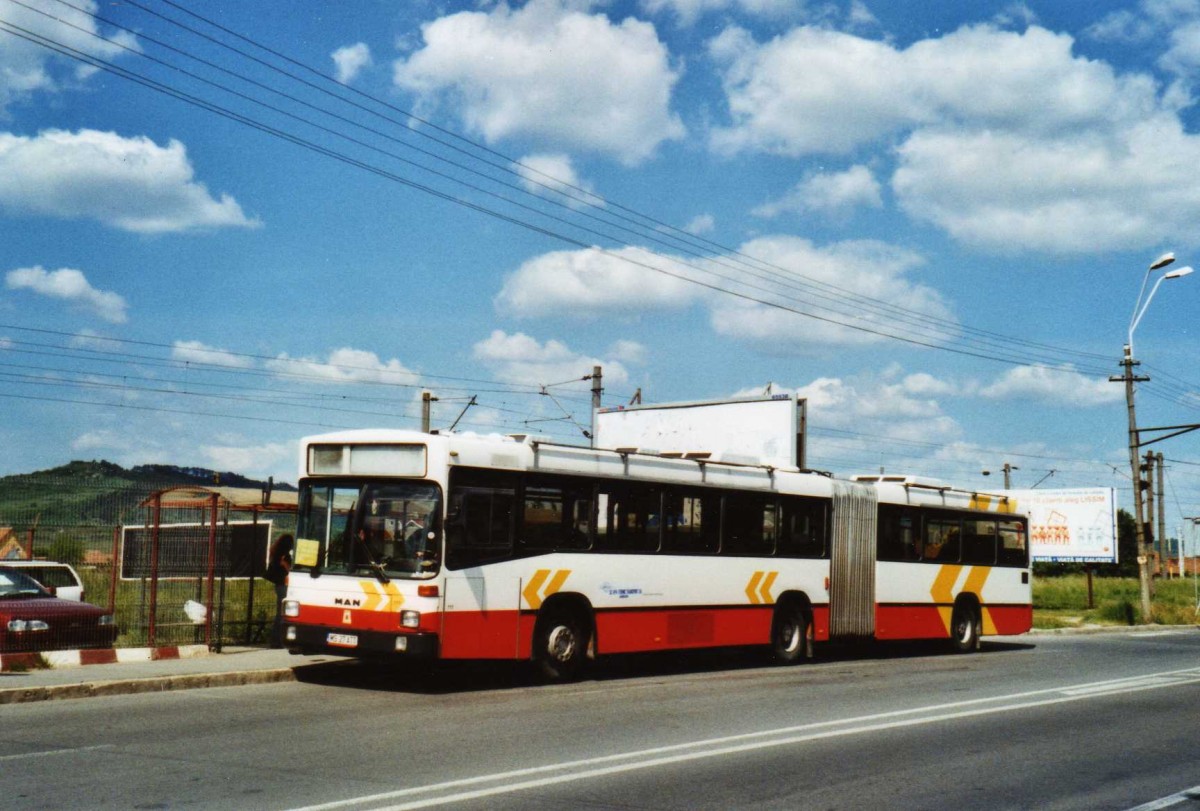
[395,636,408,652]
[400,610,421,628]
[418,585,439,598]
[283,599,300,617]
[285,626,297,642]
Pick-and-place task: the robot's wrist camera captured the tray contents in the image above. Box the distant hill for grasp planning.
[0,460,295,529]
[4,460,295,491]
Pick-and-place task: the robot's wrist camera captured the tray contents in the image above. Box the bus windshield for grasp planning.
[296,481,441,577]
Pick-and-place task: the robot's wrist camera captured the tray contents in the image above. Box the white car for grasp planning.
[2,561,86,602]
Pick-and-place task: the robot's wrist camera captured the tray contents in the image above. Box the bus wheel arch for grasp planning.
[532,594,594,681]
[770,592,814,664]
[950,595,982,653]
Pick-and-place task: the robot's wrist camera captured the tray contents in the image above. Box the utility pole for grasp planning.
[1003,462,1016,489]
[1111,345,1153,622]
[590,365,602,447]
[1155,452,1167,578]
[1144,450,1157,584]
[421,391,438,433]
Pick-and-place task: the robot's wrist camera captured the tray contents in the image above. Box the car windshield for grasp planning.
[0,568,51,598]
[296,481,442,578]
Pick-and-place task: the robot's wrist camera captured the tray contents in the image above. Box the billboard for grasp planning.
[1005,488,1118,564]
[594,395,806,469]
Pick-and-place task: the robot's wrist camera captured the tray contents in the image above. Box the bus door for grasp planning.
[829,480,878,639]
[440,575,522,659]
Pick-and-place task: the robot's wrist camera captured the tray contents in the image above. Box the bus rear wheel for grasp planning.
[771,603,812,665]
[950,603,981,653]
[533,610,587,681]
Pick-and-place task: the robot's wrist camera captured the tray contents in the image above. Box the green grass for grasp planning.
[1033,574,1200,628]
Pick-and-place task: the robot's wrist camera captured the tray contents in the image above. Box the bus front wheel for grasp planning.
[533,610,587,681]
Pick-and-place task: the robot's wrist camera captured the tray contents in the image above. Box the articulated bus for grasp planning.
[283,429,1031,679]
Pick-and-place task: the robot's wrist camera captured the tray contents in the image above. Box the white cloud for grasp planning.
[497,236,952,351]
[496,246,703,317]
[332,42,372,84]
[710,24,1157,157]
[979,365,1124,407]
[753,372,964,447]
[683,213,715,235]
[0,130,259,233]
[754,165,882,218]
[267,347,418,384]
[516,153,600,205]
[706,237,954,350]
[5,266,127,323]
[0,1,138,113]
[473,330,630,386]
[171,340,255,369]
[393,0,684,164]
[200,441,296,481]
[892,120,1200,252]
[709,22,1200,254]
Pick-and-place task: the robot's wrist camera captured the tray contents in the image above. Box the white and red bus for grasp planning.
[283,429,1031,678]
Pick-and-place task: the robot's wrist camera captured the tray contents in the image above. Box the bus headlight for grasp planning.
[283,599,300,617]
[400,610,420,629]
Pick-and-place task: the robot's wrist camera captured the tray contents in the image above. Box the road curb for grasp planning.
[0,644,210,673]
[0,668,298,706]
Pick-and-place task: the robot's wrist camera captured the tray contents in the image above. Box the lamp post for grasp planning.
[1112,252,1193,623]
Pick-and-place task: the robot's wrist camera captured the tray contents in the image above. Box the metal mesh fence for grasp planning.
[0,476,295,651]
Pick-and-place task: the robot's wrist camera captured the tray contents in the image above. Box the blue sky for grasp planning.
[1,0,1198,525]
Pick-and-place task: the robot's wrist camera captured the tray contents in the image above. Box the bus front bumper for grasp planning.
[284,624,438,658]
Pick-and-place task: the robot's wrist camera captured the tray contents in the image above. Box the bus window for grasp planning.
[997,519,1028,567]
[662,490,719,554]
[446,470,516,569]
[521,478,593,551]
[961,519,997,565]
[721,493,775,556]
[596,483,661,553]
[922,518,961,562]
[778,496,826,558]
[877,505,918,561]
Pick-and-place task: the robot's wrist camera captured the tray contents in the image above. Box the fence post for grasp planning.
[206,493,218,649]
[149,492,161,648]
[108,525,120,615]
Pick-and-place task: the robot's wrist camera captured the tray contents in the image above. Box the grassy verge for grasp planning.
[1033,575,1200,628]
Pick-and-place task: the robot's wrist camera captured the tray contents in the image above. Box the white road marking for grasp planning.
[0,744,112,762]
[289,666,1200,811]
[1125,784,1200,810]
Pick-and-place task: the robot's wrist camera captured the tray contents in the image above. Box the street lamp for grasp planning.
[1115,251,1193,623]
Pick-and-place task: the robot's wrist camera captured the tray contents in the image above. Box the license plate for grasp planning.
[326,632,358,648]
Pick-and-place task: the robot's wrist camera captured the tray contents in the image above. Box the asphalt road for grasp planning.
[4,630,1199,810]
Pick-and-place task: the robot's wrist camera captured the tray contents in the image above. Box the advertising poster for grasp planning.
[1005,488,1118,563]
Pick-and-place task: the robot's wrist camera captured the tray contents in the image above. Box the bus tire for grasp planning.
[771,602,812,665]
[950,602,981,653]
[533,609,587,681]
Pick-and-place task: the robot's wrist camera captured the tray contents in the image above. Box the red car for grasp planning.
[0,566,117,652]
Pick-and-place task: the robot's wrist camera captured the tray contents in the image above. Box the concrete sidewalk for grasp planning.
[0,646,331,705]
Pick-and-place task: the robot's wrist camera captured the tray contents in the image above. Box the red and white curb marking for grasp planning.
[0,644,208,672]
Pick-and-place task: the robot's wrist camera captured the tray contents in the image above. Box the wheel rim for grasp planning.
[954,613,974,643]
[778,617,800,654]
[546,624,577,662]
